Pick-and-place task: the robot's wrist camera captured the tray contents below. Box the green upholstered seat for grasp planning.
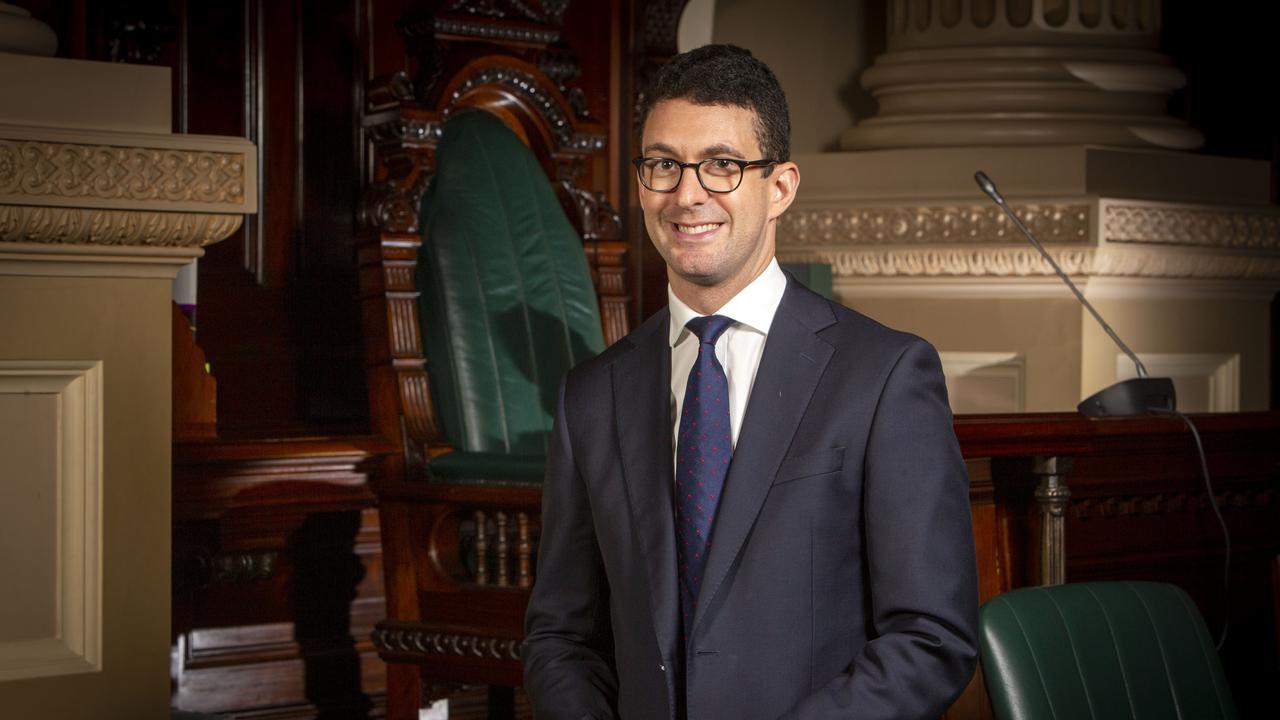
[979,581,1237,720]
[416,109,605,484]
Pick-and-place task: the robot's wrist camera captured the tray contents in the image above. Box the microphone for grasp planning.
[973,171,1175,417]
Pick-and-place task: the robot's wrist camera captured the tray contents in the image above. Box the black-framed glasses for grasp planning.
[633,156,777,194]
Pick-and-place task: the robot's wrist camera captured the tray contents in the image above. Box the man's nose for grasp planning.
[673,165,710,207]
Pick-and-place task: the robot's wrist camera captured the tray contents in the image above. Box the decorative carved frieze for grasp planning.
[1103,203,1280,250]
[444,67,575,145]
[780,246,1280,280]
[779,200,1280,282]
[779,204,1091,247]
[0,139,247,207]
[443,0,569,28]
[372,624,521,662]
[365,118,442,146]
[1073,488,1273,520]
[434,17,559,45]
[1,127,255,248]
[0,205,243,246]
[360,174,431,233]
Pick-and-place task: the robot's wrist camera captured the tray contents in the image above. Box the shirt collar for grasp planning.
[667,258,787,347]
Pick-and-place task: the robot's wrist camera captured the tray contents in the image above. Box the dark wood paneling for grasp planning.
[172,438,396,718]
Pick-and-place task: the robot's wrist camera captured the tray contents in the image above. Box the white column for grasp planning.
[842,0,1202,150]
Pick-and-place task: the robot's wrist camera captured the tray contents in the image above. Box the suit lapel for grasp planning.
[612,309,679,665]
[693,280,836,630]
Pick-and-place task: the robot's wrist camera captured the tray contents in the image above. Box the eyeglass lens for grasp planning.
[638,158,742,193]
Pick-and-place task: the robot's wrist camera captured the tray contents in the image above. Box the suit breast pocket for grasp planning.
[772,447,845,485]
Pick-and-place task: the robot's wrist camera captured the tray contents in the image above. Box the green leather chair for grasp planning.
[979,581,1238,720]
[416,108,606,483]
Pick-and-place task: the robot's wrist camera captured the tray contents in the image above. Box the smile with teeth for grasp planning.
[675,222,722,234]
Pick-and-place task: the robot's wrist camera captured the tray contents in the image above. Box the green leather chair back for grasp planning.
[416,109,604,479]
[980,581,1237,720]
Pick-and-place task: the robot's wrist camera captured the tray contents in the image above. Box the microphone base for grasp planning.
[1077,377,1177,417]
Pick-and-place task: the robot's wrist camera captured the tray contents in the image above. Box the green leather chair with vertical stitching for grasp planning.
[979,581,1238,720]
[417,108,606,483]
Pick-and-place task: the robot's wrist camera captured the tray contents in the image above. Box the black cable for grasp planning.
[1152,408,1231,651]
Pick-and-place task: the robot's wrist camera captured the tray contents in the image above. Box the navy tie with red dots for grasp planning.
[676,314,735,625]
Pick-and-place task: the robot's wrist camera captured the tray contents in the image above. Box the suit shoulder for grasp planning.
[566,307,667,383]
[805,292,932,358]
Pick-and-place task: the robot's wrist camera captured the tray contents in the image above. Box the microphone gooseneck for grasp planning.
[973,171,1149,379]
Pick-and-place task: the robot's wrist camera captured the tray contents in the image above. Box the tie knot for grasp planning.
[686,314,734,345]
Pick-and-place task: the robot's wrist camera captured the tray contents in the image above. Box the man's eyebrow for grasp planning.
[642,142,679,157]
[640,142,747,159]
[701,143,745,159]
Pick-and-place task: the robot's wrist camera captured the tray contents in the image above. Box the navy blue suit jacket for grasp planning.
[523,275,979,719]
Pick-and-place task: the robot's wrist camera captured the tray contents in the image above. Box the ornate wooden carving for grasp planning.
[359,54,629,476]
[373,623,522,662]
[357,7,638,717]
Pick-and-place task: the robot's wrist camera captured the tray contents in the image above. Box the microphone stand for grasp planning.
[973,171,1176,417]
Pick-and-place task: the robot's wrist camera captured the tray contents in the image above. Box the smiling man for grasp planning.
[523,44,978,720]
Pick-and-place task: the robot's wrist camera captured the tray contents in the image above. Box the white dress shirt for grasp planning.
[669,258,787,467]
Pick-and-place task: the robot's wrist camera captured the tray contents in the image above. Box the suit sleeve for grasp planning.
[522,378,619,719]
[782,338,979,720]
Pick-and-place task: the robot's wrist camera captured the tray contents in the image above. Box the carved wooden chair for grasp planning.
[358,54,629,718]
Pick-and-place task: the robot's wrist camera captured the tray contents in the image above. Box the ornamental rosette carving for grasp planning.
[0,205,243,246]
[0,140,246,206]
[778,204,1091,247]
[372,626,521,661]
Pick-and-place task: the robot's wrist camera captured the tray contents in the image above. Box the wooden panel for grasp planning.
[172,438,395,718]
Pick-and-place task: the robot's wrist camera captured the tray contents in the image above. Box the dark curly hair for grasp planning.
[638,43,791,164]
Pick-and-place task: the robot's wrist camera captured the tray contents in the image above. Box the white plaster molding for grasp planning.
[0,360,102,681]
[938,352,1025,413]
[1115,353,1240,413]
[780,246,1280,281]
[829,275,1280,301]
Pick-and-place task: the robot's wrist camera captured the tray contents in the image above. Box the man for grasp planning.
[523,44,978,719]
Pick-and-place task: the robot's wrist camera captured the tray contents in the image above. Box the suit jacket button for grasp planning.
[659,664,666,671]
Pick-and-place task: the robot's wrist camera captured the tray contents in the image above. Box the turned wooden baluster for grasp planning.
[495,511,509,587]
[474,510,488,585]
[517,512,532,588]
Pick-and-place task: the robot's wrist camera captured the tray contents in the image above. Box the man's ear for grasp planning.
[768,161,800,221]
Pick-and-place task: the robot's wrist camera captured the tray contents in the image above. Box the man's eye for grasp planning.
[656,159,677,171]
[704,159,737,176]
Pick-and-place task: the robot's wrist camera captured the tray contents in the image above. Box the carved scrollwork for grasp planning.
[366,72,417,112]
[0,140,247,206]
[556,180,621,242]
[209,550,279,585]
[365,118,443,146]
[1103,203,1280,250]
[0,205,243,246]
[360,174,431,233]
[173,549,279,591]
